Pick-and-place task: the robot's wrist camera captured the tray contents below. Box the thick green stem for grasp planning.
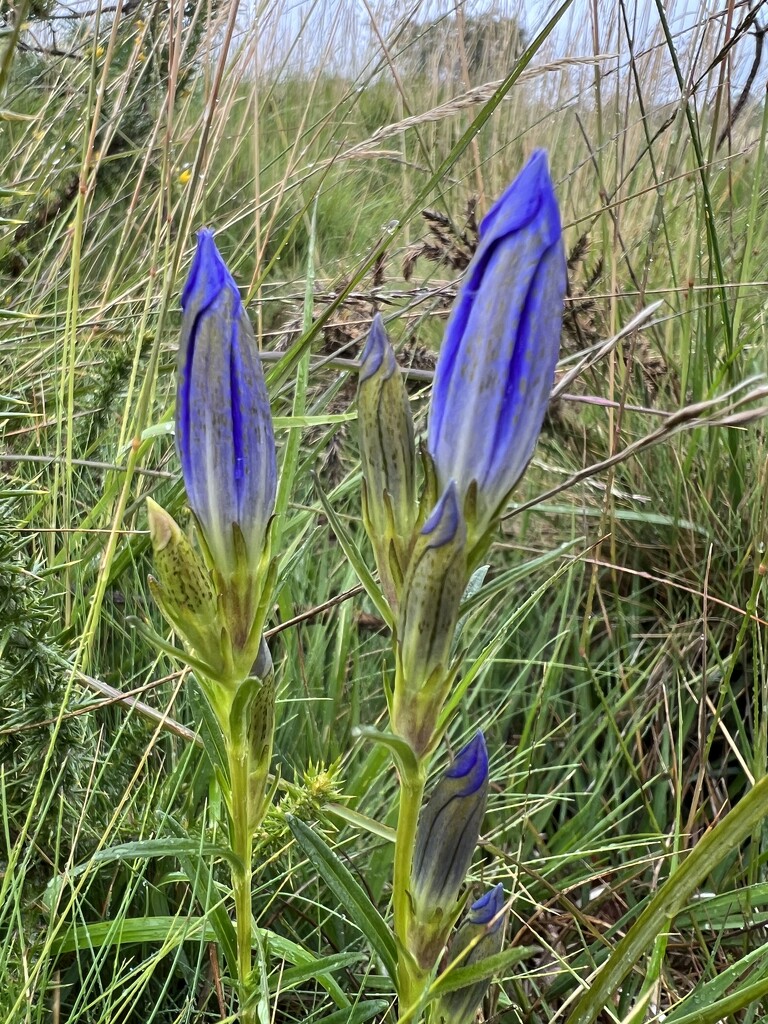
[229,738,256,1024]
[393,760,428,1017]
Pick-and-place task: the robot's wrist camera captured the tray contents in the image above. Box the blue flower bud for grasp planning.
[434,884,508,1024]
[176,229,277,581]
[427,151,566,537]
[408,733,489,967]
[392,483,467,754]
[357,314,417,609]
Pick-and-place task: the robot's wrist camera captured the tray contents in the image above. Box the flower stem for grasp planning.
[229,737,256,1024]
[393,758,428,1018]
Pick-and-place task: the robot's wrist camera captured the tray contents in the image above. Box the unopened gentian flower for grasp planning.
[176,229,277,586]
[392,482,467,754]
[408,732,489,967]
[434,884,507,1024]
[357,314,417,609]
[427,150,566,540]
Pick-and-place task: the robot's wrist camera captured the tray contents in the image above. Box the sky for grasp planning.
[248,0,766,96]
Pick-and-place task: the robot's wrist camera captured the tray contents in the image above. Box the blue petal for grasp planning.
[411,733,489,910]
[359,313,396,383]
[427,151,565,528]
[479,150,550,242]
[468,883,505,928]
[482,240,565,498]
[176,230,276,572]
[445,732,488,797]
[421,482,461,549]
[181,228,232,315]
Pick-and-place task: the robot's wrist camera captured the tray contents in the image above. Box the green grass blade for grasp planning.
[565,774,768,1024]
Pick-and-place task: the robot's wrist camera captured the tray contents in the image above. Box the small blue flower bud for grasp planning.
[434,884,508,1024]
[176,229,277,582]
[392,483,467,754]
[427,151,566,538]
[357,314,417,609]
[408,733,489,967]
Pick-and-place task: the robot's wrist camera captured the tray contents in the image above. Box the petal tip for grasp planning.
[469,883,505,928]
[446,731,488,795]
[181,227,233,313]
[421,481,462,547]
[359,313,395,383]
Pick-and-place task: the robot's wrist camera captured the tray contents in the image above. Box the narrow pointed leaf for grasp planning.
[287,815,398,983]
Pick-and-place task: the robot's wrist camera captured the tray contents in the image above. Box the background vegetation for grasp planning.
[2,0,768,1021]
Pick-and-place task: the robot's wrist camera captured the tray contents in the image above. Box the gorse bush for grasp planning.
[2,0,768,1022]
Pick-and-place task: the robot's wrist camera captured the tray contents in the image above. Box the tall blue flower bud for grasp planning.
[408,733,489,968]
[392,482,467,754]
[434,884,508,1024]
[176,229,277,585]
[175,229,278,663]
[357,314,417,610]
[427,151,566,539]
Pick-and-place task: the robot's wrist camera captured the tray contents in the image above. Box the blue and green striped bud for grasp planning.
[428,151,566,544]
[392,482,467,754]
[434,884,508,1024]
[176,229,277,659]
[146,498,224,678]
[357,314,417,610]
[408,733,489,968]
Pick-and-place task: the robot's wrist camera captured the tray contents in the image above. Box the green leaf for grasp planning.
[53,917,355,1011]
[270,952,362,996]
[565,773,768,1024]
[665,973,768,1024]
[262,932,351,1009]
[287,815,398,983]
[429,946,538,997]
[663,937,768,1023]
[324,802,396,844]
[352,726,418,776]
[187,679,228,778]
[161,816,239,977]
[58,837,240,882]
[315,1000,391,1024]
[52,915,218,954]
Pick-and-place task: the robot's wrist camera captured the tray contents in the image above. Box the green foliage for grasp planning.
[0,509,97,852]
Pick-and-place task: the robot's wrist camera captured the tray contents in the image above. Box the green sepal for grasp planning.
[357,315,418,548]
[229,668,276,831]
[416,445,439,533]
[395,503,467,724]
[145,499,224,676]
[392,657,462,760]
[351,725,419,777]
[242,551,279,669]
[126,614,222,683]
[361,480,408,613]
